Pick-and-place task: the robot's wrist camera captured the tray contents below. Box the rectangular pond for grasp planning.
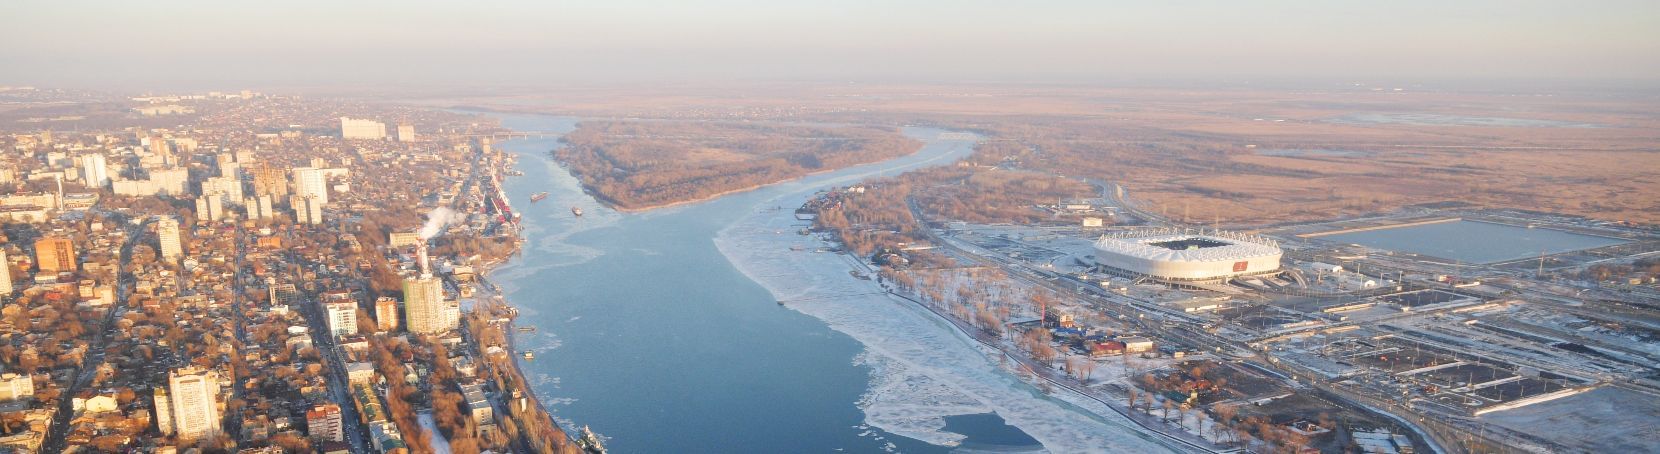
[1321,220,1627,264]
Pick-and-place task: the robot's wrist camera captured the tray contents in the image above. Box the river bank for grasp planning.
[477,111,1186,452]
[712,173,1191,453]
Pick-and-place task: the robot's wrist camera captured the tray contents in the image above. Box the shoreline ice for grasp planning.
[714,193,1184,453]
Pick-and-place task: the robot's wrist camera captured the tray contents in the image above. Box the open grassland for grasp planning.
[460,84,1660,225]
[553,120,920,210]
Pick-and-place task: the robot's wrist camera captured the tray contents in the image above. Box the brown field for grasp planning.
[552,120,920,210]
[446,83,1660,225]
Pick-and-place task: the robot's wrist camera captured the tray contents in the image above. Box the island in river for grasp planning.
[552,120,922,211]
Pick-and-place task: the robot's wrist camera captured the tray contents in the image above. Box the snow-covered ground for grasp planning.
[716,197,1192,453]
[418,412,453,454]
[1481,386,1660,453]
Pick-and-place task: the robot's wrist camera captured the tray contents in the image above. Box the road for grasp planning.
[41,215,148,453]
[279,239,372,454]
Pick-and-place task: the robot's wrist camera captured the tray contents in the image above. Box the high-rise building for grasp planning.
[0,250,12,296]
[443,302,461,332]
[150,168,189,195]
[157,216,183,262]
[153,389,174,436]
[402,276,449,334]
[219,161,240,180]
[195,196,224,222]
[149,136,173,165]
[396,123,416,142]
[215,152,239,177]
[167,367,222,441]
[34,237,75,273]
[306,403,344,443]
[202,175,244,203]
[374,296,400,332]
[252,165,289,197]
[325,300,358,337]
[269,283,300,307]
[244,197,262,220]
[80,154,109,188]
[291,195,323,225]
[259,195,274,220]
[291,167,328,205]
[340,117,387,140]
[244,195,276,220]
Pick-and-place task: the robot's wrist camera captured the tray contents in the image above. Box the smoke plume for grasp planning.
[418,207,458,239]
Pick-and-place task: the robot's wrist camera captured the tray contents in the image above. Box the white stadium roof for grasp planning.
[1093,234,1280,263]
[1093,231,1284,282]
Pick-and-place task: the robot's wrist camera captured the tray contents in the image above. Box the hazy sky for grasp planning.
[3,0,1657,89]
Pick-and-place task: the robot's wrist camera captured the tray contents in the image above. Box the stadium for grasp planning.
[1093,229,1283,283]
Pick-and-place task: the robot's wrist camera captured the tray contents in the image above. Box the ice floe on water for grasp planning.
[856,352,989,447]
[715,191,1185,454]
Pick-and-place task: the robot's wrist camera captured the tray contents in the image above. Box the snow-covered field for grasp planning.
[716,195,1190,453]
[1481,386,1660,453]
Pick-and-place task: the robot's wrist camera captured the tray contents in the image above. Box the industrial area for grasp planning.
[803,177,1660,453]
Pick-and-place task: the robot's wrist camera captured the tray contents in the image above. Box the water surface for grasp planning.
[487,113,990,453]
[1323,220,1626,264]
[1329,113,1599,128]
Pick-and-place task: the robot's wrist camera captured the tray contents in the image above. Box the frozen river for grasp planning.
[486,112,1186,453]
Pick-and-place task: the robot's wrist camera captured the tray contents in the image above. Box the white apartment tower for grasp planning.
[203,175,244,203]
[291,167,329,206]
[259,195,274,220]
[325,300,358,337]
[245,195,277,220]
[151,168,190,196]
[291,195,323,225]
[157,216,183,262]
[195,196,224,222]
[397,123,416,142]
[167,367,222,441]
[153,389,174,436]
[0,250,11,296]
[340,117,387,140]
[80,154,110,188]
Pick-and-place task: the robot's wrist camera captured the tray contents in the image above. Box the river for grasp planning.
[485,112,1181,453]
